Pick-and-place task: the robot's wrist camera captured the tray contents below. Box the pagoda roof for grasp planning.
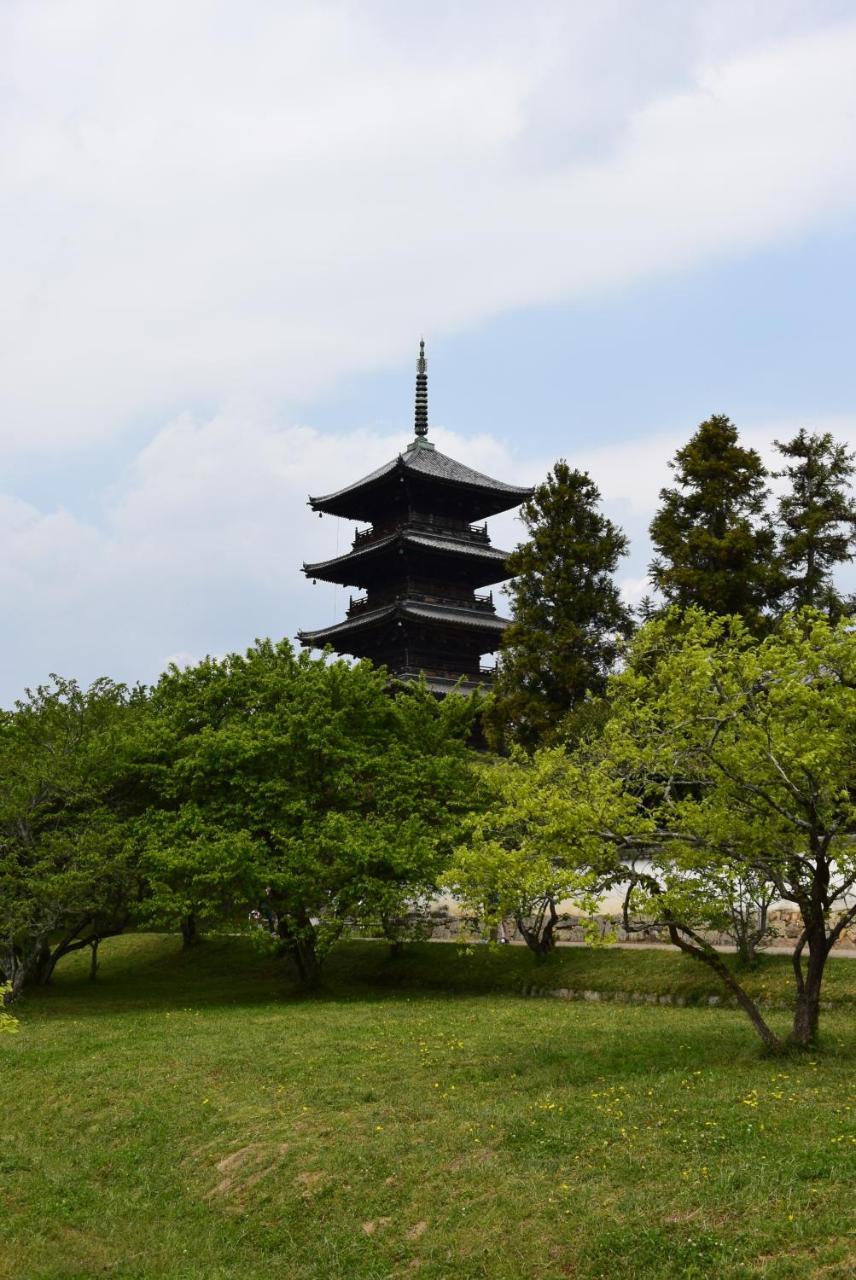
[298,598,511,648]
[303,528,511,580]
[310,439,533,520]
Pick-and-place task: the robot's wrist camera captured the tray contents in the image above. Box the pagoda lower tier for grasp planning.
[298,595,510,694]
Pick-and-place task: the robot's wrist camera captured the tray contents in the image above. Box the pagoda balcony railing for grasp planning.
[347,590,495,617]
[394,665,496,683]
[352,518,489,550]
[407,515,490,543]
[352,525,382,547]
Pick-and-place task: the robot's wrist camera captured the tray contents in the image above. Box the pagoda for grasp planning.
[297,342,532,693]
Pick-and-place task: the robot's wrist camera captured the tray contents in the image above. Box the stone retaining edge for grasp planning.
[520,985,835,1011]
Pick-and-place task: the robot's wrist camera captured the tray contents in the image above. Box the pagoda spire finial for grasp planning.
[414,338,428,437]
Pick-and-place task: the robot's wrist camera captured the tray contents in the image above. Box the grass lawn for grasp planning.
[3,935,855,1280]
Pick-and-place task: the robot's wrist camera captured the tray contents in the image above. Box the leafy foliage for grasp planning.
[448,750,615,958]
[589,609,856,1048]
[774,427,856,617]
[474,610,856,1049]
[0,983,19,1031]
[649,416,780,629]
[487,462,633,750]
[139,641,478,984]
[0,677,142,1001]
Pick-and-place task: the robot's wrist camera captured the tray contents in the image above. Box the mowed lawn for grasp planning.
[3,937,855,1280]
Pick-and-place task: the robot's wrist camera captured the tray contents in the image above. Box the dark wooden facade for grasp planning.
[297,343,532,692]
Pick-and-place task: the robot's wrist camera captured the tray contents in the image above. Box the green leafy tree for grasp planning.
[649,416,780,629]
[774,427,856,617]
[570,610,856,1051]
[0,678,141,1003]
[141,641,477,986]
[135,811,261,948]
[448,749,617,959]
[487,462,633,750]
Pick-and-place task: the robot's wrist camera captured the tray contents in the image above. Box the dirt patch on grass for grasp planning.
[446,1146,496,1173]
[361,1217,391,1236]
[664,1207,732,1228]
[296,1169,328,1199]
[206,1141,291,1200]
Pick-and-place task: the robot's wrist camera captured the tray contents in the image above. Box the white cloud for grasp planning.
[0,413,544,700]
[3,4,855,700]
[2,2,856,453]
[2,410,853,704]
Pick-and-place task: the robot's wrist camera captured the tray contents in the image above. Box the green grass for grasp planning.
[3,935,855,1280]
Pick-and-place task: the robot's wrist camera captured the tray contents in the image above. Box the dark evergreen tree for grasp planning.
[649,415,780,629]
[773,428,856,617]
[486,461,633,750]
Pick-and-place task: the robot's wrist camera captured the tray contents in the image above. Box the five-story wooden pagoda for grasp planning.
[298,342,532,692]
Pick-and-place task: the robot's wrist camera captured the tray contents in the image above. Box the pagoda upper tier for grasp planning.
[298,341,533,692]
[308,437,532,524]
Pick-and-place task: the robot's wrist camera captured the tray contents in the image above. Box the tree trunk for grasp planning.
[290,936,320,989]
[380,914,404,958]
[88,938,100,981]
[32,941,54,986]
[180,914,198,948]
[789,933,828,1048]
[666,921,784,1054]
[516,897,558,962]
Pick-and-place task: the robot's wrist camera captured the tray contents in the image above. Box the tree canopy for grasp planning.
[487,461,633,750]
[138,641,479,984]
[649,416,780,629]
[593,610,856,1048]
[448,748,618,958]
[0,677,142,1001]
[774,427,856,617]
[470,610,856,1050]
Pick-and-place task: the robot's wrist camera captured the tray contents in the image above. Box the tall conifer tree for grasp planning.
[773,428,856,617]
[486,462,633,750]
[649,415,779,629]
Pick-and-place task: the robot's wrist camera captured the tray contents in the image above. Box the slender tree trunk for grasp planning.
[180,914,198,948]
[666,922,784,1054]
[88,938,100,981]
[380,914,404,958]
[290,936,320,988]
[277,910,322,989]
[789,929,829,1048]
[32,941,54,986]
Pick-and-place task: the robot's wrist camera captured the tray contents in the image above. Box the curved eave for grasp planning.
[303,530,511,586]
[309,455,401,511]
[298,600,511,648]
[309,448,533,520]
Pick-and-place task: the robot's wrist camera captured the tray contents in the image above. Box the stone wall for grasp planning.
[416,901,856,951]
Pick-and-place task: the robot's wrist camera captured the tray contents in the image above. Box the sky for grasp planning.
[2,0,856,704]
